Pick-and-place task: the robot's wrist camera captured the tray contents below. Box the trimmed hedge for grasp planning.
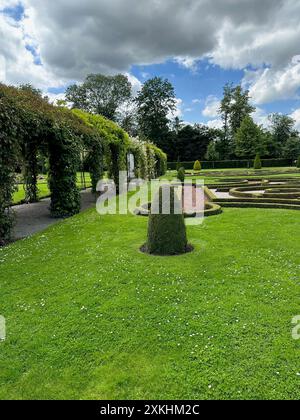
[168,158,294,170]
[146,186,188,255]
[214,201,300,211]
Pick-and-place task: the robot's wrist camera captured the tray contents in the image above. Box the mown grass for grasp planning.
[0,202,299,400]
[13,173,92,205]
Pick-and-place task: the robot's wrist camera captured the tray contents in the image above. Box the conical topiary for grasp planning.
[177,167,185,183]
[194,160,201,171]
[253,153,262,170]
[146,185,189,255]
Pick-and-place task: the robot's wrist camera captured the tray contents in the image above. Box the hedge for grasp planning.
[168,159,294,170]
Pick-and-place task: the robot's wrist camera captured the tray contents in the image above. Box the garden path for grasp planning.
[13,189,96,240]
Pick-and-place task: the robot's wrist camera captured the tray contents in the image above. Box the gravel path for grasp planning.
[13,189,96,240]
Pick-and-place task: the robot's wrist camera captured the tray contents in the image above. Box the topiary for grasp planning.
[177,167,185,183]
[297,156,300,168]
[193,160,201,171]
[254,153,262,170]
[145,185,189,255]
[176,158,182,171]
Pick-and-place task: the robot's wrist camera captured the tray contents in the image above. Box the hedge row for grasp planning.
[168,159,294,170]
[214,201,300,211]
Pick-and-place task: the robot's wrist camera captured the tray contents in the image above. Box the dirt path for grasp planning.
[13,189,96,240]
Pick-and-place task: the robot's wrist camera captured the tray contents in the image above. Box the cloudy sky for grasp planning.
[1,0,300,129]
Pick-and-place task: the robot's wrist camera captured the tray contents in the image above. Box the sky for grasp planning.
[1,0,300,129]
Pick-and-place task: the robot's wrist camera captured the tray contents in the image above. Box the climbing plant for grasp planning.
[0,83,167,244]
[73,110,129,192]
[0,88,20,245]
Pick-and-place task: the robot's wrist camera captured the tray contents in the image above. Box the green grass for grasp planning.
[0,203,299,399]
[13,173,92,205]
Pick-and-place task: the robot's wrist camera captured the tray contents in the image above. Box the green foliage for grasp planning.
[172,125,220,162]
[150,144,167,177]
[297,156,300,168]
[193,160,201,171]
[0,92,19,244]
[253,153,262,170]
[235,116,266,158]
[220,84,255,136]
[66,74,132,121]
[128,137,148,179]
[128,138,167,180]
[136,77,176,148]
[282,136,300,159]
[0,84,106,238]
[73,109,128,192]
[145,144,156,179]
[146,186,188,255]
[268,113,296,157]
[205,141,220,161]
[177,167,185,183]
[48,125,81,217]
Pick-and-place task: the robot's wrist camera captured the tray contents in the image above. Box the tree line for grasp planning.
[66,75,300,162]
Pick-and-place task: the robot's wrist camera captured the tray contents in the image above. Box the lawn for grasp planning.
[12,173,92,205]
[0,202,299,399]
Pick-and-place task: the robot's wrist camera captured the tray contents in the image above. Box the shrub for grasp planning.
[193,160,201,171]
[146,185,188,255]
[297,156,300,168]
[254,154,262,170]
[176,158,181,171]
[177,167,185,183]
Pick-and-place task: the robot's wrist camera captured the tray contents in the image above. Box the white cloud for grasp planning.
[244,58,300,104]
[251,107,270,128]
[0,12,65,89]
[290,108,300,131]
[125,72,143,96]
[206,118,223,129]
[1,0,300,109]
[169,98,183,119]
[202,95,220,118]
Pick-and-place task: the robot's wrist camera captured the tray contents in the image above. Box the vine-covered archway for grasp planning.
[0,84,167,246]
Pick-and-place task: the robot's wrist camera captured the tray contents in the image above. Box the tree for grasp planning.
[66,74,132,121]
[230,85,255,134]
[282,136,300,159]
[268,113,296,157]
[220,84,255,137]
[175,125,216,162]
[136,77,176,149]
[116,99,138,136]
[235,116,266,159]
[172,116,184,134]
[220,83,233,142]
[205,141,220,161]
